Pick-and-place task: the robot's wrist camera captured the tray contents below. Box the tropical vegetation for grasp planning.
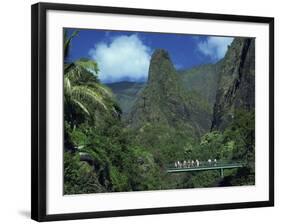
[63,30,255,194]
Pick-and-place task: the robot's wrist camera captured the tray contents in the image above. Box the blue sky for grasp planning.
[65,28,233,83]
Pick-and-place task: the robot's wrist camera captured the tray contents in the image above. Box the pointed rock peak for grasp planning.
[148,49,177,85]
[151,49,171,61]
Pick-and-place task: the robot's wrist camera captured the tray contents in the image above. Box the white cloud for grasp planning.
[197,36,234,61]
[89,34,151,83]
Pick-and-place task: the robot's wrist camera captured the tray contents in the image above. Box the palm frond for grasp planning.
[91,83,113,99]
[71,86,108,111]
[64,30,79,59]
[75,58,99,75]
[65,64,90,82]
[72,99,90,116]
[64,76,72,94]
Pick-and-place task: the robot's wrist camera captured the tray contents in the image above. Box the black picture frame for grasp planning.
[31,2,274,222]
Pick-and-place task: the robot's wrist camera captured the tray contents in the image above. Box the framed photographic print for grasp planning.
[31,2,274,222]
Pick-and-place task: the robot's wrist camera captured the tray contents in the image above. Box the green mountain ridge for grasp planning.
[210,37,255,186]
[212,38,255,131]
[127,49,212,136]
[178,62,221,106]
[107,63,219,127]
[106,81,145,117]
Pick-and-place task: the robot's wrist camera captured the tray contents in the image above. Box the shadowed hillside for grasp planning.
[106,82,145,117]
[178,63,221,106]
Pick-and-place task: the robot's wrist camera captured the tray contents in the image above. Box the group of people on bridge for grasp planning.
[174,158,217,169]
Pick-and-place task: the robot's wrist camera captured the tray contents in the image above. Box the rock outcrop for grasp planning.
[128,49,211,136]
[211,38,255,131]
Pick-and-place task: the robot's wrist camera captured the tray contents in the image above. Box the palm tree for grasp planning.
[63,30,121,127]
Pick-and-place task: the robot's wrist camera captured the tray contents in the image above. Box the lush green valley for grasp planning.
[63,31,255,194]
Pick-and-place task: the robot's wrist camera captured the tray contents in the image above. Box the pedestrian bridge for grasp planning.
[166,163,243,178]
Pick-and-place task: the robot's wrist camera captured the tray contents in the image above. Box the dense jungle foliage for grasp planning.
[63,30,255,194]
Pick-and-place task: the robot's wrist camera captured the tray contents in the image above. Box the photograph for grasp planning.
[31,2,274,221]
[63,28,255,195]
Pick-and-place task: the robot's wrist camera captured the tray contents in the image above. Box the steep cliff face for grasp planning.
[179,62,221,106]
[211,38,255,131]
[128,49,211,136]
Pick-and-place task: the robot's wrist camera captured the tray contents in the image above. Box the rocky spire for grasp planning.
[127,49,211,136]
[147,49,177,86]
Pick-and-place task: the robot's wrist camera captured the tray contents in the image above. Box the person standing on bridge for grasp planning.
[214,159,217,166]
[183,160,187,168]
[208,159,212,166]
[196,159,200,167]
[174,161,178,168]
[191,160,195,167]
[187,160,190,168]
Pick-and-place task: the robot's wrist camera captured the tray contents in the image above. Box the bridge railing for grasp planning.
[167,161,243,170]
